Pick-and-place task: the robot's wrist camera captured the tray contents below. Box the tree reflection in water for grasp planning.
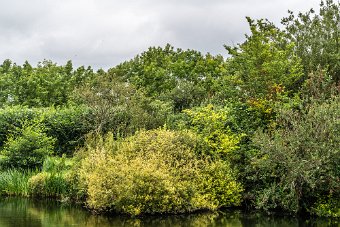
[0,198,337,227]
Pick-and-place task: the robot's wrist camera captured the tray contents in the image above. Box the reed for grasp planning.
[28,172,70,198]
[0,169,37,196]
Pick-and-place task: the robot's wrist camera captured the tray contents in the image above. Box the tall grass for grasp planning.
[28,156,74,199]
[28,172,71,198]
[0,169,37,196]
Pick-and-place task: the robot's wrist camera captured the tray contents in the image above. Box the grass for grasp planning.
[28,171,71,198]
[0,169,38,196]
[0,156,75,199]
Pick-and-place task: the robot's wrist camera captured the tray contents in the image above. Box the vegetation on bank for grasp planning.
[76,130,242,215]
[0,0,339,217]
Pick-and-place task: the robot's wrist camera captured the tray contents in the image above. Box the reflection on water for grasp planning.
[0,197,337,227]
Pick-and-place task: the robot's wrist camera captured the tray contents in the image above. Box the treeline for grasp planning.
[0,0,339,217]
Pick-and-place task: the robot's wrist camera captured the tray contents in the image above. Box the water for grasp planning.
[0,197,337,227]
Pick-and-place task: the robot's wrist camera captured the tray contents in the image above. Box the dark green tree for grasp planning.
[110,44,226,111]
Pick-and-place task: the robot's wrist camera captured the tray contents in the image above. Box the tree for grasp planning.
[225,17,303,100]
[0,60,94,107]
[282,0,340,82]
[72,74,171,136]
[110,44,227,111]
[0,60,15,106]
[248,97,340,214]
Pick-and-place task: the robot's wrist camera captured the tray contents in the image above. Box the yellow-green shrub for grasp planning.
[184,104,243,157]
[76,129,243,215]
[28,172,70,198]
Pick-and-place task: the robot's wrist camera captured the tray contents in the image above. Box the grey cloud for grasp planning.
[0,0,321,69]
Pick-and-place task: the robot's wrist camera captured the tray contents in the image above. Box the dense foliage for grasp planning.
[110,44,226,111]
[75,129,242,215]
[1,123,55,169]
[0,105,91,155]
[0,0,339,217]
[248,98,340,214]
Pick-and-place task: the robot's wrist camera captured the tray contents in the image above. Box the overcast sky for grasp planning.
[0,0,321,70]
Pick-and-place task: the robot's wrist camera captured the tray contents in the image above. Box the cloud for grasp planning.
[0,0,321,69]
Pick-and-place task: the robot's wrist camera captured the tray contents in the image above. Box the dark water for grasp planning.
[0,197,337,227]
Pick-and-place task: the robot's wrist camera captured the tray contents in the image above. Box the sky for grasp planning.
[0,0,321,70]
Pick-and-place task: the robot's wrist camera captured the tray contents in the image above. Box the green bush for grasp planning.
[76,129,243,215]
[183,104,243,158]
[72,76,171,137]
[41,106,91,155]
[0,105,91,156]
[247,97,340,215]
[42,156,73,173]
[28,156,74,199]
[311,195,340,218]
[0,106,39,148]
[1,123,55,169]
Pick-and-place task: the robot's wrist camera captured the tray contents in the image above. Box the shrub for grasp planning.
[72,76,171,137]
[28,156,74,199]
[311,195,340,218]
[42,156,73,173]
[0,105,91,156]
[76,129,243,215]
[1,123,55,169]
[247,97,340,215]
[41,105,91,155]
[183,104,243,157]
[0,106,39,148]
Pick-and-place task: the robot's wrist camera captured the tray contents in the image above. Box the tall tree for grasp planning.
[109,44,227,111]
[225,17,304,100]
[282,0,340,81]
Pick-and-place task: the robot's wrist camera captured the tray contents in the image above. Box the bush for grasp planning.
[72,76,172,137]
[28,156,74,199]
[42,156,73,173]
[311,195,340,218]
[183,104,243,158]
[1,123,55,169]
[0,105,91,156]
[247,97,340,215]
[76,129,243,215]
[28,172,70,198]
[41,106,91,155]
[0,106,39,148]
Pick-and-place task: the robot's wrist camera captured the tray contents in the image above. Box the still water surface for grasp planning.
[0,197,337,227]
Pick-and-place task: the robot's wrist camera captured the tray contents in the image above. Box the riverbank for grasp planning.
[0,0,339,220]
[0,128,339,218]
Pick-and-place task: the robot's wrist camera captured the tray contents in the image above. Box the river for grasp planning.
[0,197,337,227]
